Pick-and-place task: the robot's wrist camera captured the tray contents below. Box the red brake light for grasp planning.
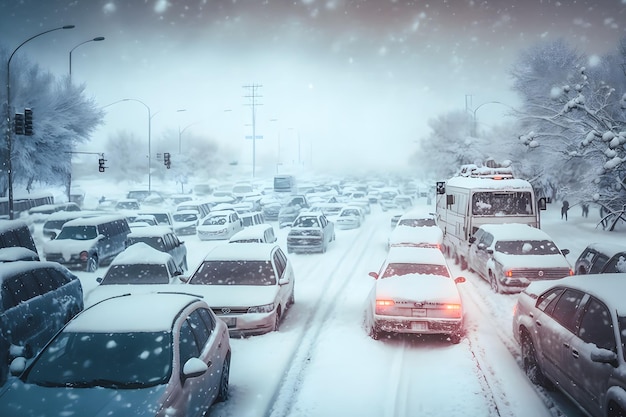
[505,269,513,277]
[376,300,395,307]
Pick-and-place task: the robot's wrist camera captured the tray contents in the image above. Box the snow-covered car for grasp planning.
[286,211,335,254]
[0,261,84,386]
[0,292,231,416]
[513,273,626,417]
[196,210,243,241]
[228,224,277,244]
[125,226,188,272]
[172,209,201,235]
[387,209,443,249]
[84,242,185,307]
[574,242,626,274]
[136,210,175,231]
[364,246,465,343]
[277,195,310,228]
[467,223,573,293]
[43,215,131,272]
[334,206,365,229]
[183,243,295,336]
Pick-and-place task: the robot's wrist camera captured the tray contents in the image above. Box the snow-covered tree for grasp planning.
[0,47,104,195]
[511,39,626,215]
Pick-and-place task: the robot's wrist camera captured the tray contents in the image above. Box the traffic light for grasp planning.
[13,113,25,135]
[98,158,107,172]
[24,108,33,136]
[163,152,171,169]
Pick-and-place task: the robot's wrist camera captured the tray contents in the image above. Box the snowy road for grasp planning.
[185,203,593,417]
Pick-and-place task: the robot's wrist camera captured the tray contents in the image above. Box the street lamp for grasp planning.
[69,36,105,81]
[5,24,75,219]
[471,101,515,137]
[67,36,104,202]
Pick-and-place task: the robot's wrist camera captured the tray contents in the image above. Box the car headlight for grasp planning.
[248,303,275,314]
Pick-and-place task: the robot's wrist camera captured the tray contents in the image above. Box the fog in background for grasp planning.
[2,0,625,176]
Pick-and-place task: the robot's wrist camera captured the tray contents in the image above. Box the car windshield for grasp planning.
[495,240,560,255]
[56,225,98,240]
[204,216,227,226]
[190,260,276,285]
[293,217,319,228]
[24,331,172,388]
[382,263,451,278]
[398,218,436,227]
[101,264,170,284]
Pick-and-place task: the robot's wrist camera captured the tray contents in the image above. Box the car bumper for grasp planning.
[374,315,463,336]
[287,238,325,252]
[217,311,276,336]
[43,253,87,270]
[197,231,230,240]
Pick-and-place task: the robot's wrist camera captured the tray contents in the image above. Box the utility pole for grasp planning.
[243,84,263,178]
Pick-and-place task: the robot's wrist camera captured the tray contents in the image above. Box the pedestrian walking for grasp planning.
[582,203,589,218]
[561,200,570,220]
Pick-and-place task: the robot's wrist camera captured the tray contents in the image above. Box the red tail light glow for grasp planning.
[376,300,395,307]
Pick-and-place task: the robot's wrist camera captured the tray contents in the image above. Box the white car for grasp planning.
[172,209,201,235]
[229,224,277,244]
[334,206,365,229]
[364,246,466,343]
[183,243,295,336]
[196,210,244,241]
[387,209,443,249]
[467,223,573,293]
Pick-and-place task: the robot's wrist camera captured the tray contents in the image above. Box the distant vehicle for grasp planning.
[229,224,277,244]
[287,211,335,254]
[196,210,243,241]
[467,223,573,293]
[27,202,80,222]
[183,243,295,335]
[274,174,297,194]
[278,195,310,228]
[114,198,141,211]
[240,211,265,228]
[334,206,365,230]
[0,261,83,385]
[513,273,626,417]
[136,210,174,231]
[172,209,201,235]
[0,293,231,416]
[176,200,212,219]
[42,210,104,240]
[364,246,465,343]
[43,215,131,272]
[574,242,626,274]
[436,164,542,270]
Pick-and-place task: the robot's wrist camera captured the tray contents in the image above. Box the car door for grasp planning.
[273,248,289,308]
[467,228,485,272]
[537,288,588,390]
[561,296,617,416]
[473,231,493,279]
[177,308,221,415]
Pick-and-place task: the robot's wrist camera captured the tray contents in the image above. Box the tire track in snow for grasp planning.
[265,224,379,417]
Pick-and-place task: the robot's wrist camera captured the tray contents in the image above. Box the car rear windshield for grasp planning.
[25,331,172,388]
[102,264,170,284]
[398,218,436,227]
[382,263,450,278]
[495,240,560,255]
[190,260,276,285]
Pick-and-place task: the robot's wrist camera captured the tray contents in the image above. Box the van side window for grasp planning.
[1,274,39,309]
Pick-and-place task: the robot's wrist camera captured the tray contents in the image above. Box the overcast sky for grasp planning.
[2,0,626,176]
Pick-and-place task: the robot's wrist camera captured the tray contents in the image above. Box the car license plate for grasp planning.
[221,317,236,328]
[412,308,427,317]
[411,322,428,331]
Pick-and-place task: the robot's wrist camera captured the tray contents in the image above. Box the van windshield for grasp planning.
[57,226,98,240]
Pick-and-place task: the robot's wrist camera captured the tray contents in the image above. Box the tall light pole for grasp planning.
[471,100,514,137]
[67,36,104,203]
[69,36,104,81]
[5,25,75,219]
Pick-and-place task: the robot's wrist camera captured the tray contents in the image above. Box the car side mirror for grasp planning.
[469,237,476,243]
[179,275,190,283]
[279,276,290,285]
[561,249,570,256]
[454,276,466,284]
[368,271,379,280]
[182,357,208,381]
[50,232,57,240]
[96,277,103,283]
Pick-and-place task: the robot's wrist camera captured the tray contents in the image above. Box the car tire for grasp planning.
[370,323,380,340]
[321,243,327,253]
[288,290,295,307]
[273,310,281,332]
[86,255,99,272]
[521,331,551,389]
[216,353,231,403]
[460,257,468,271]
[489,272,501,293]
[449,332,462,344]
